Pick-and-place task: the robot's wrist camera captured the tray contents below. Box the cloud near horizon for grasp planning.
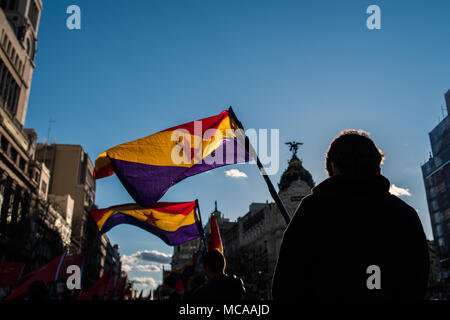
[131,277,159,290]
[389,184,412,197]
[225,169,248,178]
[121,250,172,273]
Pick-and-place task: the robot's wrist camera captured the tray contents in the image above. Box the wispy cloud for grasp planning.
[121,250,172,273]
[131,277,159,290]
[389,184,412,197]
[225,169,248,178]
[134,264,161,272]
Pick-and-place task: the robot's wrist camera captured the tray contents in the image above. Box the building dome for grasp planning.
[278,154,315,192]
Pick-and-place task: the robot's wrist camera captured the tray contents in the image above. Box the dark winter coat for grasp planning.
[272,174,430,299]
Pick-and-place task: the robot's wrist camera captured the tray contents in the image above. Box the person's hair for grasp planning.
[326,130,384,176]
[202,250,226,274]
[164,275,177,289]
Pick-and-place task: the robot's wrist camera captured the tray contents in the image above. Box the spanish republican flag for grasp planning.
[90,201,202,246]
[93,110,249,207]
[207,214,223,253]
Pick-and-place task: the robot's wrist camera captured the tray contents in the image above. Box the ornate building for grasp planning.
[0,1,74,271]
[0,2,121,290]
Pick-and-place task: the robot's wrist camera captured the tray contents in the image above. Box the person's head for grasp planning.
[202,250,226,280]
[326,130,384,177]
[164,275,177,293]
[27,280,49,301]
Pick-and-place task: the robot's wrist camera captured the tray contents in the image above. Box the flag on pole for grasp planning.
[90,201,203,246]
[58,253,84,281]
[6,253,66,300]
[0,262,25,288]
[78,270,112,300]
[207,214,223,253]
[115,275,128,299]
[93,110,250,207]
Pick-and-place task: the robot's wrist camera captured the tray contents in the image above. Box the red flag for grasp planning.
[58,253,84,281]
[0,262,25,288]
[6,253,66,300]
[115,275,127,298]
[78,270,112,300]
[207,214,223,253]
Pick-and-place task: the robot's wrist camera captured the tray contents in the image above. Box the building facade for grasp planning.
[421,89,450,283]
[0,1,74,271]
[34,143,121,288]
[35,143,96,253]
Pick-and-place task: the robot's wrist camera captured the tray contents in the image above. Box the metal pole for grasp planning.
[195,199,207,251]
[228,107,291,225]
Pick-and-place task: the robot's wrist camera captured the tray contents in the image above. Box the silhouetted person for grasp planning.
[192,250,245,301]
[272,130,430,300]
[27,280,49,301]
[183,274,206,301]
[164,275,181,301]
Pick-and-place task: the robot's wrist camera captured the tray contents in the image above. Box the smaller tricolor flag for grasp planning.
[90,201,203,246]
[207,214,223,253]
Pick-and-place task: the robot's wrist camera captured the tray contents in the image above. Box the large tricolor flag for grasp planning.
[90,201,203,246]
[94,110,250,207]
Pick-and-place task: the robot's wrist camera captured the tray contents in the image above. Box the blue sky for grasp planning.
[25,0,450,294]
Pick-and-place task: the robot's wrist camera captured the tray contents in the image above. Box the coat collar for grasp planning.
[312,174,391,195]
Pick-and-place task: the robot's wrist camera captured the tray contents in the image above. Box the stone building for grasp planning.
[171,238,201,271]
[35,144,96,253]
[421,89,450,283]
[34,143,122,289]
[0,1,73,271]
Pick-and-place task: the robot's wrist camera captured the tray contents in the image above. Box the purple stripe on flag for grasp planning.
[100,212,202,246]
[110,136,251,207]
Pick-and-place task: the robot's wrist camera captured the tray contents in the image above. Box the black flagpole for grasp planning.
[195,199,207,251]
[228,107,291,225]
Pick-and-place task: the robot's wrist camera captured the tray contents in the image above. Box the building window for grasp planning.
[437,237,448,254]
[436,224,444,237]
[28,1,39,30]
[0,58,21,114]
[0,135,8,152]
[432,199,439,212]
[19,157,25,171]
[25,38,30,55]
[40,180,47,194]
[433,211,442,224]
[8,0,18,11]
[8,146,17,162]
